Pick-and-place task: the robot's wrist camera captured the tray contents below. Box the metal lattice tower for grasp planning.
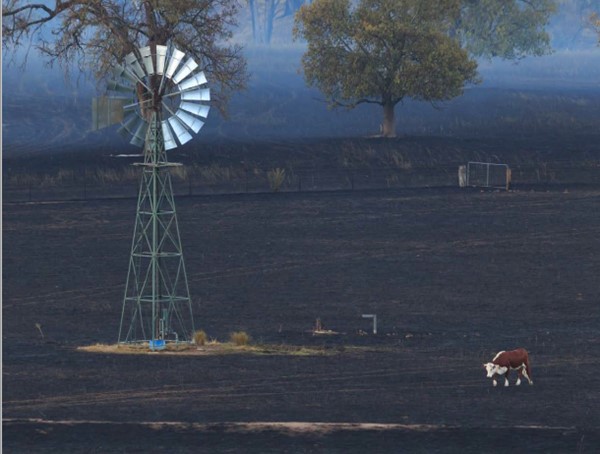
[118,112,194,344]
[92,44,211,346]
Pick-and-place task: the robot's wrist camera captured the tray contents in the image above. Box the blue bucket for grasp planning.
[149,339,166,350]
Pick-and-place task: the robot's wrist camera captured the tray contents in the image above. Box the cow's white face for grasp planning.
[484,362,507,378]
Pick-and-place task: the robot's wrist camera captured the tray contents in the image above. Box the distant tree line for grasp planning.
[3,0,599,142]
[246,0,600,47]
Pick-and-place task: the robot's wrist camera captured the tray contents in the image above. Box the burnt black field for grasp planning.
[4,54,600,452]
[4,181,600,452]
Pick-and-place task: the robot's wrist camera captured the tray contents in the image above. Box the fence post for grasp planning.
[82,167,87,200]
[466,163,470,186]
[458,165,467,187]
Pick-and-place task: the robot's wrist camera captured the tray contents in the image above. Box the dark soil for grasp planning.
[3,176,600,451]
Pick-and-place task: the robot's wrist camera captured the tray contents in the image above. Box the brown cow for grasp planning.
[483,348,533,387]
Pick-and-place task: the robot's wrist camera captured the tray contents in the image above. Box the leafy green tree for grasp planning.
[294,0,556,137]
[537,0,599,48]
[456,0,556,59]
[2,0,247,114]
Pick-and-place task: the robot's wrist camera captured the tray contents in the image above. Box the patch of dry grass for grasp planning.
[193,330,208,346]
[229,331,251,346]
[77,342,335,357]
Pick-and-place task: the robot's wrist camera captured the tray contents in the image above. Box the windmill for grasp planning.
[93,44,210,348]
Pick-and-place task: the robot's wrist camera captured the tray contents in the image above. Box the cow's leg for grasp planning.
[522,362,533,385]
[504,369,510,387]
[492,372,503,387]
[515,365,523,386]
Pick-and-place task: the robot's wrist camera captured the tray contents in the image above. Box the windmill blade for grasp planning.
[157,44,170,96]
[130,120,148,147]
[123,99,144,113]
[139,46,155,76]
[178,71,208,92]
[115,61,151,92]
[120,111,141,133]
[181,88,210,102]
[164,49,185,79]
[118,113,143,140]
[155,45,167,75]
[125,52,146,79]
[174,110,204,134]
[172,57,199,84]
[107,79,134,94]
[113,63,138,84]
[168,116,193,145]
[138,45,168,76]
[161,120,178,150]
[179,101,210,119]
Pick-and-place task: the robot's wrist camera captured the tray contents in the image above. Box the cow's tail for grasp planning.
[524,354,533,385]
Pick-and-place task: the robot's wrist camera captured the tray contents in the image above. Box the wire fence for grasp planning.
[4,163,600,204]
[2,167,454,203]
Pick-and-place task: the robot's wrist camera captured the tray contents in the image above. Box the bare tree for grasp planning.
[2,0,248,115]
[246,0,307,44]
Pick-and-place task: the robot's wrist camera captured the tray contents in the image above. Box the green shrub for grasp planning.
[229,331,251,346]
[267,168,286,192]
[193,330,208,346]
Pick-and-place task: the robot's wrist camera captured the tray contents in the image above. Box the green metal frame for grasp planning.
[118,113,195,345]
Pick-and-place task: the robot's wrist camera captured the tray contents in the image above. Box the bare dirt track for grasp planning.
[3,186,600,452]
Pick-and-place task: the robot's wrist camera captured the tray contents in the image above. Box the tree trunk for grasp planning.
[264,0,276,45]
[249,0,259,42]
[382,101,396,138]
